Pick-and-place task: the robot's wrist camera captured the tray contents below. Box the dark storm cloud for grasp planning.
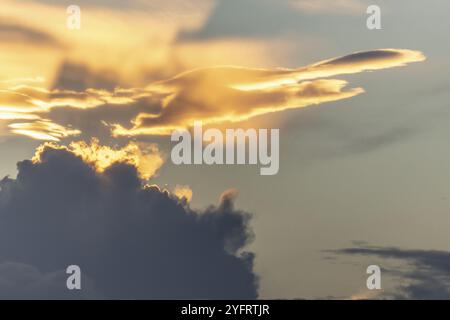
[0,146,258,299]
[332,245,450,299]
[0,21,62,48]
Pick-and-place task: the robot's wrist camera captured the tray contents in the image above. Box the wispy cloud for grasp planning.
[8,120,80,141]
[332,244,450,299]
[0,20,63,48]
[100,49,426,136]
[0,48,425,140]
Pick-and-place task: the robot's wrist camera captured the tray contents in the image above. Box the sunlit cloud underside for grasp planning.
[0,49,425,140]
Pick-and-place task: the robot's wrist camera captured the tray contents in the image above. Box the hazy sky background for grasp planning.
[1,0,450,299]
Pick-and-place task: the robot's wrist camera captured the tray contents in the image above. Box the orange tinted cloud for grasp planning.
[9,120,80,141]
[33,139,164,180]
[173,185,193,202]
[0,49,425,140]
[112,49,425,136]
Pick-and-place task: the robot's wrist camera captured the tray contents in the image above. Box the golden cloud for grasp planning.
[9,120,81,141]
[173,185,193,202]
[0,48,425,140]
[112,48,425,136]
[32,139,164,180]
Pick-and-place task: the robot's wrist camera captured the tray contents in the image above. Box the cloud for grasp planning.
[8,120,81,141]
[173,184,193,203]
[0,84,145,140]
[0,49,425,140]
[33,139,165,180]
[0,144,258,299]
[112,49,425,136]
[0,20,63,48]
[332,244,450,299]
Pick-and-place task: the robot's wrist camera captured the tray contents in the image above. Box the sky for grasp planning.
[0,0,450,299]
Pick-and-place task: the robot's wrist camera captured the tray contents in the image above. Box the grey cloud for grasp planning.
[318,50,404,67]
[0,146,258,299]
[335,246,450,273]
[332,245,450,299]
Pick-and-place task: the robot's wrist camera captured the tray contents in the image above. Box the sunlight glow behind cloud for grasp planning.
[32,139,164,180]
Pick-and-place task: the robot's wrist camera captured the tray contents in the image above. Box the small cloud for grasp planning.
[331,244,450,299]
